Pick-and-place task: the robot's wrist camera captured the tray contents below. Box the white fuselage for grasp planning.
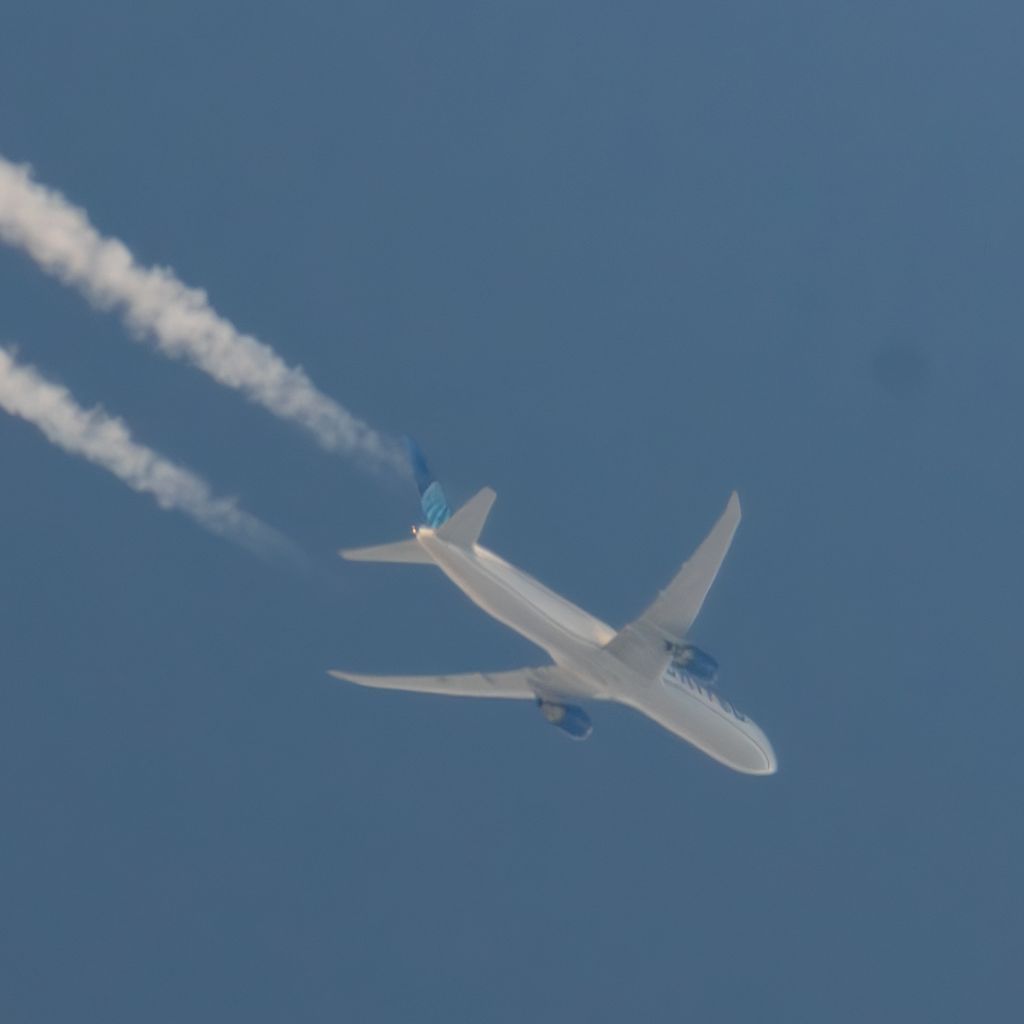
[416,527,776,774]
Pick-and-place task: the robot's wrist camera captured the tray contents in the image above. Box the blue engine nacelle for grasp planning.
[668,643,720,685]
[537,699,593,740]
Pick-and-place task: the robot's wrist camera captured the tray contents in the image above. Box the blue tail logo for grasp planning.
[403,437,452,527]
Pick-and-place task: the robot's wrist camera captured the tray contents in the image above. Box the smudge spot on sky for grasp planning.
[869,344,930,397]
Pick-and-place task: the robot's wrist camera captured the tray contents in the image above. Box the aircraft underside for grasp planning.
[331,441,777,775]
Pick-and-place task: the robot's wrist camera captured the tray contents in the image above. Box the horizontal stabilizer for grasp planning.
[329,664,568,699]
[437,487,496,548]
[339,538,433,564]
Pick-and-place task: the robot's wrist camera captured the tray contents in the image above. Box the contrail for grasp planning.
[0,157,404,475]
[0,346,303,566]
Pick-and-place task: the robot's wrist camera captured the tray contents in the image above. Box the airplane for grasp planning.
[329,442,777,775]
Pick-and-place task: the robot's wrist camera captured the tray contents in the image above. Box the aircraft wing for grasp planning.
[607,493,741,675]
[328,664,567,699]
[639,491,741,639]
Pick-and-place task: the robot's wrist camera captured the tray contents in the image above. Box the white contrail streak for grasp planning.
[0,347,302,564]
[0,157,403,475]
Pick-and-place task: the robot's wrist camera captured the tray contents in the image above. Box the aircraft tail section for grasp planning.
[339,538,433,564]
[340,442,494,564]
[437,487,496,548]
[404,437,452,526]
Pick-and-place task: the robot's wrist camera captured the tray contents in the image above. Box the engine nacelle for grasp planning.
[537,699,593,740]
[668,643,719,685]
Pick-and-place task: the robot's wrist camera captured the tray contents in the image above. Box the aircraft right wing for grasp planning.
[606,492,741,676]
[636,491,741,640]
[328,664,567,699]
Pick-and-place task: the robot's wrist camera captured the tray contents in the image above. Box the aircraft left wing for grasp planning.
[328,665,566,699]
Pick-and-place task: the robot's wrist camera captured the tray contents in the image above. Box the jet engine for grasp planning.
[667,643,719,685]
[536,699,593,740]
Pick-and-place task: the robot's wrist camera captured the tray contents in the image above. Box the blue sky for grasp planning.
[1,3,1021,1021]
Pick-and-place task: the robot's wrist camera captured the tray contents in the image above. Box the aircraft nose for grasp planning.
[745,725,778,775]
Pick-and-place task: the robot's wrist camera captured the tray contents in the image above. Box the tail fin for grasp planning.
[341,441,492,563]
[339,487,496,562]
[437,488,496,548]
[404,437,452,526]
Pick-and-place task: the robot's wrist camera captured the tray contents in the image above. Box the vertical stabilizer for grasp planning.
[404,437,452,526]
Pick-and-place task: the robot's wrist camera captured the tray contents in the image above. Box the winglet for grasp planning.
[436,487,496,548]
